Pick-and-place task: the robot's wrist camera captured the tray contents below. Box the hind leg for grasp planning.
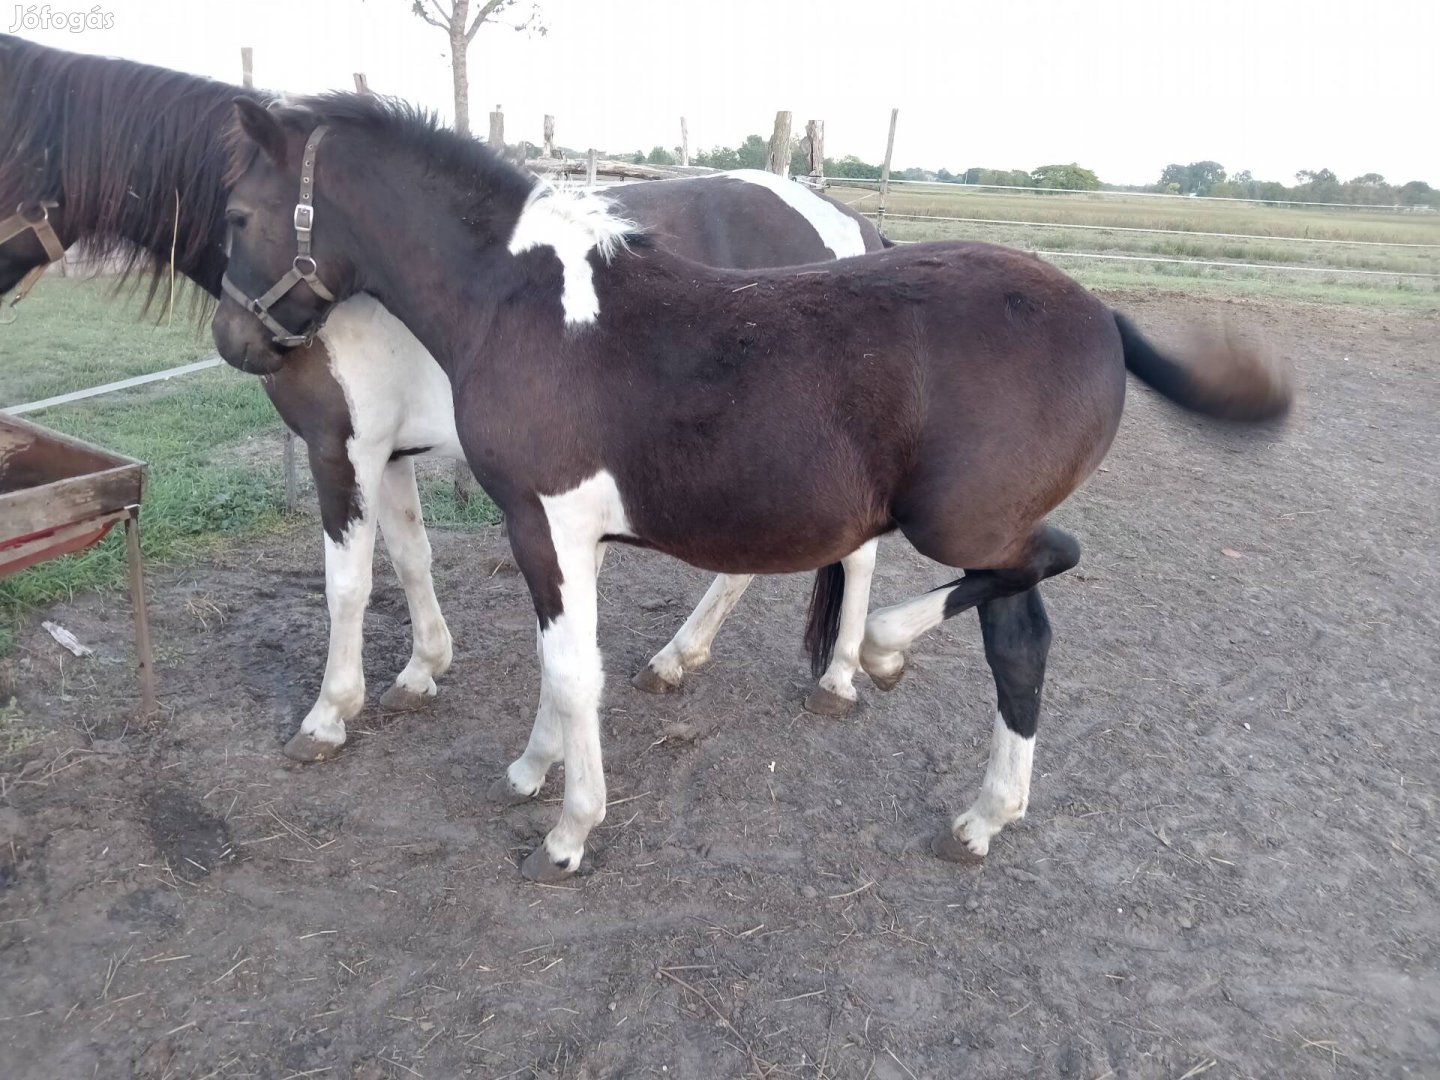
[933,587,1051,864]
[633,574,753,692]
[860,524,1077,689]
[805,539,879,716]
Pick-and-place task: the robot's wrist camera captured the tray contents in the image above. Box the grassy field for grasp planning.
[0,278,495,659]
[829,181,1440,304]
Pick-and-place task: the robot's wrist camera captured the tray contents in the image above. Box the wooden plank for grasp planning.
[0,465,144,546]
[530,157,716,182]
[0,512,124,578]
[1,414,143,472]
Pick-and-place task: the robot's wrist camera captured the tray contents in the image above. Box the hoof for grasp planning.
[520,844,581,883]
[283,732,344,763]
[631,664,679,695]
[930,828,986,866]
[867,665,906,692]
[379,683,432,711]
[487,775,538,807]
[803,686,856,717]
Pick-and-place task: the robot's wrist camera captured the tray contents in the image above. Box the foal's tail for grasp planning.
[803,563,846,678]
[1115,312,1293,423]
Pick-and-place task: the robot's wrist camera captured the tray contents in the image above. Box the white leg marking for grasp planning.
[642,573,754,688]
[505,624,563,795]
[297,513,379,747]
[817,539,879,701]
[951,712,1035,857]
[376,457,452,699]
[513,471,630,869]
[860,587,950,683]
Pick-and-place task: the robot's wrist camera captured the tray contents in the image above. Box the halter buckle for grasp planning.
[293,254,318,277]
[18,201,51,224]
[293,204,314,232]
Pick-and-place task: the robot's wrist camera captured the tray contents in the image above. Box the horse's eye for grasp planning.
[225,210,249,229]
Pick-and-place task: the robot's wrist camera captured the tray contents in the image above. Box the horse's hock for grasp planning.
[0,414,155,715]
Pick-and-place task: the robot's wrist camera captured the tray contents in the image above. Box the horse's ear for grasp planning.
[234,97,287,165]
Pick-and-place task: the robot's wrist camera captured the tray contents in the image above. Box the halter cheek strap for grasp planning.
[0,201,65,307]
[221,125,336,348]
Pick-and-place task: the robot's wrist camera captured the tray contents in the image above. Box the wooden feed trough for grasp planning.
[0,413,155,715]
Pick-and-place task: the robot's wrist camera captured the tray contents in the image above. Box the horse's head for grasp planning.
[213,99,360,375]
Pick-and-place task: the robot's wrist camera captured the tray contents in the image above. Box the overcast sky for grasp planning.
[13,0,1438,186]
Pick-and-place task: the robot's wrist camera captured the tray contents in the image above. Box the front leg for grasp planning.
[374,456,454,710]
[284,444,387,762]
[499,481,620,881]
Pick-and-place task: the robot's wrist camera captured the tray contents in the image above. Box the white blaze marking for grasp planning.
[508,186,636,326]
[714,170,868,257]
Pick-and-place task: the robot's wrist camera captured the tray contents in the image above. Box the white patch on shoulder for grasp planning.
[507,186,636,327]
[713,170,867,258]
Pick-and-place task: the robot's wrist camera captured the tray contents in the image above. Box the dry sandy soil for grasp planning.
[1,293,1437,1079]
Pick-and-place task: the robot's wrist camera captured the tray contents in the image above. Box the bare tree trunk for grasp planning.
[450,0,471,136]
[766,111,793,177]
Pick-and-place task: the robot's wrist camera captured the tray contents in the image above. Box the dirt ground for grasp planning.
[2,293,1436,1079]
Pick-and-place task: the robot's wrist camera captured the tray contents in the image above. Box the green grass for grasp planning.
[852,184,1440,310]
[1,278,499,658]
[1,276,217,406]
[833,182,1440,245]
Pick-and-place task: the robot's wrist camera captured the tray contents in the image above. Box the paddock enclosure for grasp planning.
[1,290,1435,1078]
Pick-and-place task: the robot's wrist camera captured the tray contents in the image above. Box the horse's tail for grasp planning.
[1115,311,1293,423]
[803,562,846,678]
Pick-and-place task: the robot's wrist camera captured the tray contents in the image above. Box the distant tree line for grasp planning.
[613,136,1438,208]
[1148,161,1438,207]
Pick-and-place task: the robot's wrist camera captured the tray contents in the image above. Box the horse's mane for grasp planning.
[230,92,539,225]
[0,34,266,310]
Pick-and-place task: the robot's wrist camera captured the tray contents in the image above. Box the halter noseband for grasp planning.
[221,125,336,348]
[0,200,65,306]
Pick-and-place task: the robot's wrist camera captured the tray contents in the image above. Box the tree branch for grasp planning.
[465,0,515,42]
[411,0,452,31]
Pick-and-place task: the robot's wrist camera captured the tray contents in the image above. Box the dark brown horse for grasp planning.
[0,35,890,759]
[214,95,1291,881]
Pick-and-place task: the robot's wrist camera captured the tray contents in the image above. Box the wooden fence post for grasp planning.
[680,117,689,167]
[488,106,505,152]
[543,114,556,158]
[877,107,899,235]
[802,119,825,186]
[586,148,598,187]
[766,111,793,177]
[240,46,252,88]
[353,72,370,94]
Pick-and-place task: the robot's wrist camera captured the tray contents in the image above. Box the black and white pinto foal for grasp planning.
[214,97,1291,880]
[265,170,885,762]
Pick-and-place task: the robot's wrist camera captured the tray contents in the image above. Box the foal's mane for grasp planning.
[0,34,264,308]
[229,93,647,255]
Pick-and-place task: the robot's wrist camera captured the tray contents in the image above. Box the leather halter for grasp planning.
[0,200,65,306]
[221,125,336,348]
